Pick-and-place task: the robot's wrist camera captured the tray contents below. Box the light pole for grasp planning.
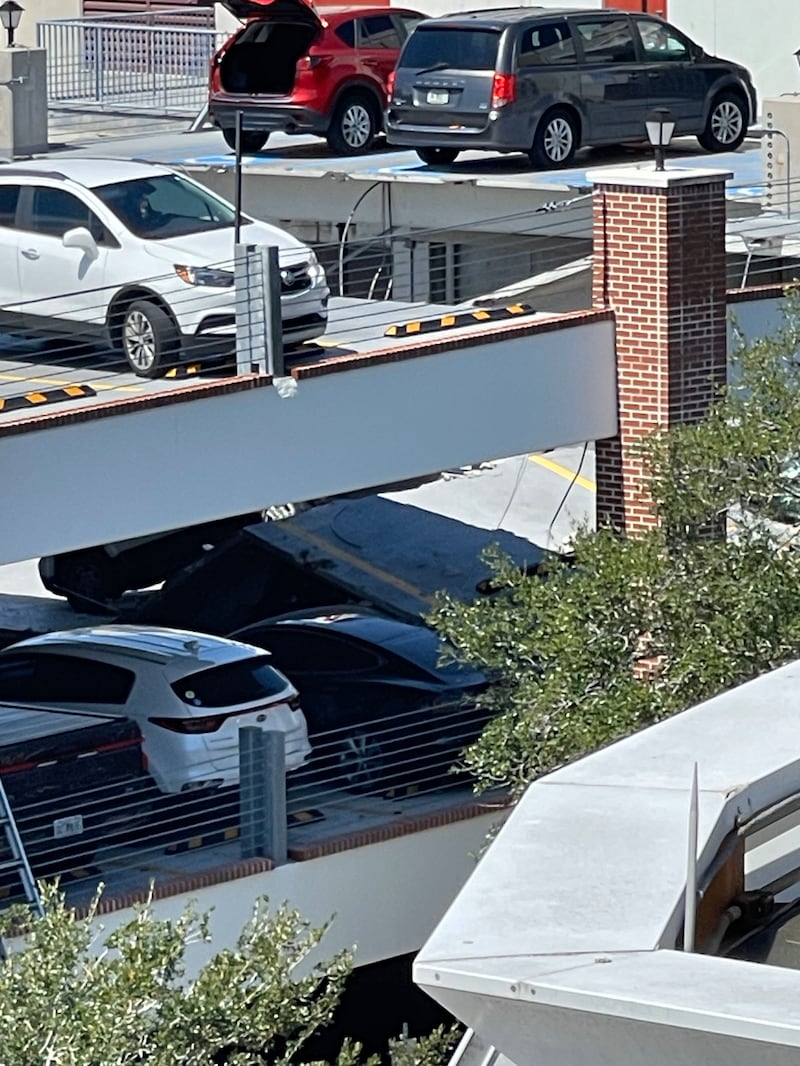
[749,125,792,219]
[645,108,675,171]
[0,1,22,48]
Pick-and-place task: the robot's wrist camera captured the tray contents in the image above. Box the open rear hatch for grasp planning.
[217,0,324,96]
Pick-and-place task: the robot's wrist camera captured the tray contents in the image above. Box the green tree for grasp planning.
[0,882,355,1066]
[430,291,800,798]
[0,883,459,1066]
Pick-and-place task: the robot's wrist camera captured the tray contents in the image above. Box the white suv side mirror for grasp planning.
[63,226,99,261]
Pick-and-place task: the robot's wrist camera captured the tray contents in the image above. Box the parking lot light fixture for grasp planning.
[645,108,675,171]
[0,1,22,47]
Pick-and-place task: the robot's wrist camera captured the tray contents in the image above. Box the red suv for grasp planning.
[209,0,427,155]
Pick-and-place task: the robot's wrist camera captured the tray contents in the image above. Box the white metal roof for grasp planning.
[414,660,800,1065]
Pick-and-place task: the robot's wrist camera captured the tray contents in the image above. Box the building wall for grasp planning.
[667,0,799,103]
[76,812,501,981]
[20,0,82,46]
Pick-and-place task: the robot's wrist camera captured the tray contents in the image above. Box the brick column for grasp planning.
[589,167,731,533]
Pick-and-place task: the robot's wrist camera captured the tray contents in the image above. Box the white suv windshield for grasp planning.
[94,173,238,240]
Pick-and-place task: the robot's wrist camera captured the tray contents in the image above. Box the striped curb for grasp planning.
[0,383,96,413]
[163,809,325,853]
[164,364,203,378]
[384,303,535,337]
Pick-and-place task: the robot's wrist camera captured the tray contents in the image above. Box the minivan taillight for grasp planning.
[387,69,396,96]
[491,72,516,109]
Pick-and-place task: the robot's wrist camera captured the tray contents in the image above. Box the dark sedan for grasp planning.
[231,608,490,792]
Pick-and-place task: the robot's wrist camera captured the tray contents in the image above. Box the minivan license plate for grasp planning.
[427,90,449,105]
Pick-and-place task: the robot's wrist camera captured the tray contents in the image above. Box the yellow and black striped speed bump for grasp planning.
[383,783,420,799]
[165,825,240,854]
[288,808,325,826]
[0,383,96,413]
[164,810,325,853]
[384,303,535,338]
[164,364,203,379]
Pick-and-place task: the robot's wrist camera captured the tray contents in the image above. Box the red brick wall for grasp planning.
[593,176,728,532]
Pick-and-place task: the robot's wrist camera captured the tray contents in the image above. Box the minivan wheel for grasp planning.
[221,127,269,153]
[120,300,181,378]
[697,92,747,153]
[327,93,379,155]
[529,108,578,169]
[416,147,460,166]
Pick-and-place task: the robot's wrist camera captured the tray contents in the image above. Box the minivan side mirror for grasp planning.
[63,226,99,261]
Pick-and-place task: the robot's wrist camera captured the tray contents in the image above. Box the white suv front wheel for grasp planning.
[121,299,180,378]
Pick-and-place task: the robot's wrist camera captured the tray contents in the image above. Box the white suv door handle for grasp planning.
[21,248,40,260]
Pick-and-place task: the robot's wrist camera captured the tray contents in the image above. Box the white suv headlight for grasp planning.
[306,251,325,285]
[174,265,234,287]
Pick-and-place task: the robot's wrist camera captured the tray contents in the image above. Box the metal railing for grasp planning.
[0,208,791,413]
[0,699,497,910]
[37,12,225,115]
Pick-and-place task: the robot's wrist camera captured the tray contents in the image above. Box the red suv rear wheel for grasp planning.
[326,92,379,155]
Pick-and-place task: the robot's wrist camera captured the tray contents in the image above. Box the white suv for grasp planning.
[0,625,312,794]
[0,158,329,377]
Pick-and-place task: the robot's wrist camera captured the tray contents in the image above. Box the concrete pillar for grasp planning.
[590,166,732,533]
[0,47,48,158]
[761,97,800,217]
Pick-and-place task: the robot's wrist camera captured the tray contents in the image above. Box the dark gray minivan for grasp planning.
[385,8,757,167]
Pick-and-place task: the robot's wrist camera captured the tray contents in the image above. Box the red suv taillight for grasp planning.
[298,53,331,72]
[491,72,516,109]
[387,69,396,96]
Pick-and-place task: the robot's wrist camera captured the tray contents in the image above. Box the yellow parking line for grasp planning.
[279,525,435,607]
[529,453,596,493]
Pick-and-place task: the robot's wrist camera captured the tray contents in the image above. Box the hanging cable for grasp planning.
[494,454,530,532]
[546,441,590,549]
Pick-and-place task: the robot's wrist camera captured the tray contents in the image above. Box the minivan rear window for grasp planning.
[400,27,501,71]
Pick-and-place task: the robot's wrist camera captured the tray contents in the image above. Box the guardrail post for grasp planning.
[264,245,285,378]
[234,243,284,377]
[239,726,287,864]
[234,243,266,375]
[93,26,102,105]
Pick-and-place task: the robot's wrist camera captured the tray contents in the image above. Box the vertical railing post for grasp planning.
[234,243,266,376]
[239,727,287,864]
[234,244,285,378]
[264,245,285,379]
[93,26,103,106]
